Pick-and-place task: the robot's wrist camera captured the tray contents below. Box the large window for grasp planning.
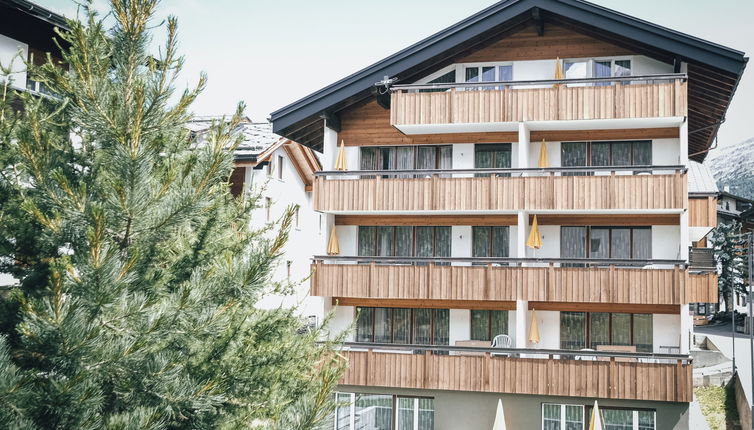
[542,404,655,430]
[465,64,513,87]
[561,141,652,168]
[356,307,449,346]
[358,226,451,258]
[471,310,508,341]
[559,312,653,352]
[334,393,434,430]
[560,227,651,260]
[472,226,510,258]
[360,146,452,172]
[475,143,512,176]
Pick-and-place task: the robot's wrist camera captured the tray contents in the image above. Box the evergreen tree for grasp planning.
[710,221,748,314]
[0,1,343,428]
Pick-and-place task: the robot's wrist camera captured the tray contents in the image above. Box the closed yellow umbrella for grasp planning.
[492,398,507,430]
[526,215,542,249]
[327,227,340,255]
[334,140,347,171]
[537,140,550,168]
[553,57,565,88]
[529,309,540,344]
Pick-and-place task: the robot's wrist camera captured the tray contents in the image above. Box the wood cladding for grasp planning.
[339,349,692,403]
[391,82,687,127]
[689,196,717,227]
[528,302,679,315]
[333,297,516,311]
[313,173,687,212]
[688,272,718,304]
[339,100,681,147]
[334,214,518,226]
[312,263,702,306]
[457,23,634,63]
[531,214,680,226]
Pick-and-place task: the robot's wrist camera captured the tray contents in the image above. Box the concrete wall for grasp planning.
[337,385,689,430]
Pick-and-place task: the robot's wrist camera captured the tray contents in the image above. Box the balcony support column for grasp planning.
[322,122,338,172]
[517,211,528,259]
[515,299,528,349]
[680,304,691,354]
[680,120,689,167]
[517,122,530,171]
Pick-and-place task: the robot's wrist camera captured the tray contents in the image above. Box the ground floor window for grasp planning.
[542,404,656,430]
[334,392,434,430]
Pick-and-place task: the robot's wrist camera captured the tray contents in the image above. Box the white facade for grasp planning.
[0,33,28,89]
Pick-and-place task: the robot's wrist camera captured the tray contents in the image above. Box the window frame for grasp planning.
[333,392,434,430]
[357,226,452,258]
[355,306,450,346]
[541,403,585,430]
[359,145,453,172]
[470,309,509,341]
[562,56,633,80]
[559,311,654,352]
[559,226,652,260]
[276,155,284,180]
[560,140,652,168]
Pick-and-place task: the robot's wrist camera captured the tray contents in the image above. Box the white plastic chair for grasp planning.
[491,334,511,348]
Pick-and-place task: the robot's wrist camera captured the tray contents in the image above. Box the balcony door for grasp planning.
[474,143,511,177]
[560,226,651,261]
[360,146,452,175]
[358,226,451,259]
[559,311,653,352]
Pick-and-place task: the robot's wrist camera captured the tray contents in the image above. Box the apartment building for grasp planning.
[271,0,746,428]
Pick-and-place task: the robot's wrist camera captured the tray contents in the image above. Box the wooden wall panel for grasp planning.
[338,349,692,403]
[312,263,693,306]
[688,272,718,303]
[458,23,635,63]
[689,196,718,227]
[391,82,687,127]
[334,214,519,226]
[314,173,687,212]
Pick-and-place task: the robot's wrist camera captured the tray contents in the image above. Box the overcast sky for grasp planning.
[35,0,753,148]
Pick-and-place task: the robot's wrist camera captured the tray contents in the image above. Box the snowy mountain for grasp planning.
[706,137,754,199]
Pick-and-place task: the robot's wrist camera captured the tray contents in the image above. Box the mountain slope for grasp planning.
[706,137,754,200]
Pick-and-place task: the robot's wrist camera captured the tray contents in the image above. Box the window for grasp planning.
[464,64,513,87]
[564,58,631,84]
[475,143,512,176]
[472,226,510,258]
[561,141,651,168]
[277,155,284,180]
[542,403,584,430]
[358,226,451,258]
[591,407,656,430]
[356,307,449,346]
[471,310,508,341]
[360,146,452,174]
[421,70,456,93]
[564,60,588,80]
[560,227,651,260]
[559,312,653,352]
[265,197,272,221]
[333,393,434,430]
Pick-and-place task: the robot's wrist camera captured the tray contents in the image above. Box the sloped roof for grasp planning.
[270,0,747,162]
[687,161,718,195]
[256,140,322,191]
[187,117,280,162]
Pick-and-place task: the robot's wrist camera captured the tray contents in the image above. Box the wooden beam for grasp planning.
[528,301,679,314]
[333,297,516,311]
[530,127,679,142]
[320,111,341,133]
[531,214,680,226]
[335,214,518,226]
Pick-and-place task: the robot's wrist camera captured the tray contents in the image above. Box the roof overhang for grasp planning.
[0,0,69,55]
[270,0,747,162]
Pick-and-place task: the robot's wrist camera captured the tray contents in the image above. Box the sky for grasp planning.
[35,0,754,148]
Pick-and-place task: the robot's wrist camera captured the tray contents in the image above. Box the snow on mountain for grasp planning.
[705,137,754,199]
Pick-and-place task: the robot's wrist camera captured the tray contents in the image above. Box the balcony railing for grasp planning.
[337,343,692,403]
[389,74,687,130]
[311,256,717,305]
[313,166,687,212]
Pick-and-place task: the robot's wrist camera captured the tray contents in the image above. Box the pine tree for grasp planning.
[710,221,748,314]
[0,1,343,428]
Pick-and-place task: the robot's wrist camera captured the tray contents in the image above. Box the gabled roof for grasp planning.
[187,117,280,162]
[687,161,718,195]
[270,0,747,162]
[256,140,322,191]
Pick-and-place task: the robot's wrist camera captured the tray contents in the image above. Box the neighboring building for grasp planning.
[0,0,67,96]
[187,118,325,321]
[270,0,746,428]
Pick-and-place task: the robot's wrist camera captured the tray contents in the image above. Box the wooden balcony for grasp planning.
[312,167,687,213]
[311,257,716,305]
[390,74,687,132]
[338,344,692,403]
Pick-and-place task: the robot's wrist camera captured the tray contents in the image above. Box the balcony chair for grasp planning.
[491,334,512,357]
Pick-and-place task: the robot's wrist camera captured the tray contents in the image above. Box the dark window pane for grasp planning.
[475,148,492,169]
[561,227,587,259]
[632,229,652,259]
[395,226,413,257]
[416,146,436,170]
[355,394,393,430]
[482,66,496,82]
[590,228,610,259]
[381,147,395,170]
[356,307,373,342]
[414,309,432,344]
[471,310,489,341]
[591,142,611,166]
[602,409,633,429]
[611,313,632,346]
[428,70,455,84]
[589,313,610,350]
[438,146,453,170]
[358,226,376,256]
[360,147,379,170]
[491,310,509,338]
[374,308,392,343]
[633,314,653,352]
[612,143,632,166]
[435,227,451,258]
[561,142,588,170]
[560,311,586,350]
[615,60,631,77]
[416,227,433,258]
[418,398,434,430]
[610,228,631,259]
[473,226,491,258]
[377,226,394,256]
[433,309,449,345]
[492,226,509,258]
[632,141,652,165]
[393,308,412,344]
[465,67,479,83]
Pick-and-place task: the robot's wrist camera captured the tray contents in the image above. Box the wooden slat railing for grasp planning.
[312,166,687,212]
[312,257,698,305]
[338,343,692,403]
[389,74,687,126]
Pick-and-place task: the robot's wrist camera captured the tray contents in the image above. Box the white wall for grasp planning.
[632,56,674,76]
[451,226,472,259]
[450,309,470,345]
[527,310,560,349]
[336,225,358,257]
[331,305,356,342]
[0,34,28,88]
[652,225,681,260]
[525,225,560,259]
[652,139,681,165]
[654,314,681,353]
